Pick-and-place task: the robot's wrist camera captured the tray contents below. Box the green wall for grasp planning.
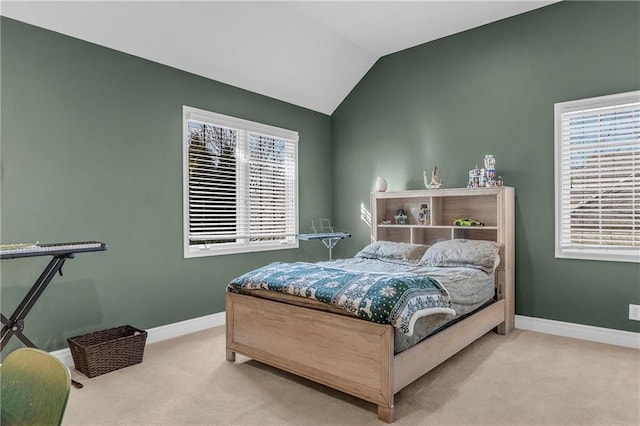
[1,2,639,354]
[331,1,640,333]
[0,17,332,352]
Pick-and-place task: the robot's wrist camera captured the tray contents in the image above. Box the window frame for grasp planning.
[554,90,639,263]
[183,106,299,258]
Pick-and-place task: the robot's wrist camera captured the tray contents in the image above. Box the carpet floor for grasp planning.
[63,326,639,425]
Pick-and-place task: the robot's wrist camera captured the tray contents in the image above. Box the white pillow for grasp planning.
[355,241,430,264]
[420,239,500,272]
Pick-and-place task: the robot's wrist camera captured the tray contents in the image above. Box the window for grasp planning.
[183,106,298,257]
[554,91,639,263]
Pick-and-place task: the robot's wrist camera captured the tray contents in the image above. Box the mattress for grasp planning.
[236,258,496,354]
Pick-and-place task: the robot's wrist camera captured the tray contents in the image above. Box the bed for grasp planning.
[225,187,514,422]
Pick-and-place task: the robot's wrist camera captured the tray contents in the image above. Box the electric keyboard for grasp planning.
[0,241,107,259]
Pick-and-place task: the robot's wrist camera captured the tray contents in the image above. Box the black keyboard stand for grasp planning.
[1,254,72,351]
[1,241,107,389]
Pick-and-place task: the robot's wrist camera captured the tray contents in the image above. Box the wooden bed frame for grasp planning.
[226,187,514,422]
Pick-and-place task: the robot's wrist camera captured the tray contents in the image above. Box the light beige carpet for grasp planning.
[63,326,639,425]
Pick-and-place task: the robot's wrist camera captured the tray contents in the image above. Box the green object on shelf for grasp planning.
[453,218,484,227]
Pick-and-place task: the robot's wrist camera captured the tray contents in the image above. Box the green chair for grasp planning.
[1,348,71,426]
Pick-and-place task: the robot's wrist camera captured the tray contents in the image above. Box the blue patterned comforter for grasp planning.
[227,262,455,336]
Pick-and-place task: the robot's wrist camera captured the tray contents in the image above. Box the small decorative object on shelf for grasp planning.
[424,166,443,189]
[467,165,481,188]
[395,209,408,225]
[467,155,503,188]
[418,204,430,225]
[381,219,392,225]
[484,154,496,169]
[453,217,485,227]
[375,176,387,192]
[484,154,497,187]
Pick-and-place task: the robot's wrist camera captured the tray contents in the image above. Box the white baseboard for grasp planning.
[52,312,637,366]
[515,315,640,349]
[51,312,225,367]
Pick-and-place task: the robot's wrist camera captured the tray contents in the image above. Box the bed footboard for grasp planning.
[226,292,395,422]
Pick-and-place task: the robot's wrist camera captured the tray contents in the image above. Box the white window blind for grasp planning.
[555,91,640,263]
[183,106,298,257]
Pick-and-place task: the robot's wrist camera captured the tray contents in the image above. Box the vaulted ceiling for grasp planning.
[1,1,557,114]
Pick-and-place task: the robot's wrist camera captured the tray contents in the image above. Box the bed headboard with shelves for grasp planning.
[371,187,515,332]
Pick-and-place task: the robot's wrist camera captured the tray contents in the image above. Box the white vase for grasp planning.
[375,176,387,192]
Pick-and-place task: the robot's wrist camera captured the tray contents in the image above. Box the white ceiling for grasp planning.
[1,1,557,115]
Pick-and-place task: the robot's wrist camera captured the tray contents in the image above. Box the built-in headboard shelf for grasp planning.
[371,187,515,332]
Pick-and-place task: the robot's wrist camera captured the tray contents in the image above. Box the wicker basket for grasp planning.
[68,325,147,378]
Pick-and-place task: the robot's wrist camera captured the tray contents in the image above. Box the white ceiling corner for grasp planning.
[1,1,558,115]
